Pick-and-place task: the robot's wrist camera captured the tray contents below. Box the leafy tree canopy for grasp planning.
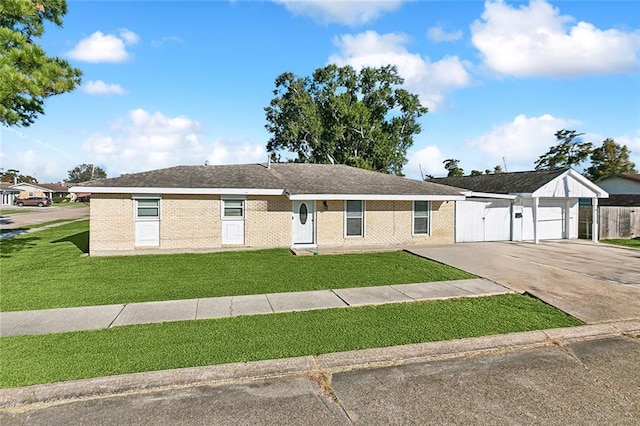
[1,0,82,127]
[584,138,637,182]
[443,158,464,177]
[0,168,37,183]
[534,129,593,170]
[67,163,106,182]
[265,64,427,175]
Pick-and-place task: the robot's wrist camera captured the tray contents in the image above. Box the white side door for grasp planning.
[134,197,160,247]
[292,200,315,245]
[135,221,160,246]
[222,197,245,245]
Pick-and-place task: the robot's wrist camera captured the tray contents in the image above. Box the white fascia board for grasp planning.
[530,169,609,199]
[464,191,518,200]
[69,186,285,196]
[288,193,465,201]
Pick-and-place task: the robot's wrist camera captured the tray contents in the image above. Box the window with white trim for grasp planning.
[136,198,160,219]
[345,200,364,237]
[223,198,245,218]
[413,200,430,235]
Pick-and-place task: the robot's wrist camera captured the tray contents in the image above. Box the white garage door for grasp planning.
[456,199,512,242]
[536,199,565,240]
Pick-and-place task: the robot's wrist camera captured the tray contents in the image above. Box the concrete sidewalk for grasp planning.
[0,278,510,337]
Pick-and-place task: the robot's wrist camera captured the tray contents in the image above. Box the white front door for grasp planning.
[292,200,315,245]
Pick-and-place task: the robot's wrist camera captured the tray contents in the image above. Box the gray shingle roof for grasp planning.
[78,163,465,197]
[430,168,569,194]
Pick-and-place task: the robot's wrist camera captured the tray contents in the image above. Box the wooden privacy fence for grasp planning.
[580,206,640,239]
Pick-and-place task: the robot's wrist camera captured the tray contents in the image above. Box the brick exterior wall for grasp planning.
[316,200,454,247]
[245,196,291,247]
[160,194,220,249]
[89,194,455,255]
[89,193,135,253]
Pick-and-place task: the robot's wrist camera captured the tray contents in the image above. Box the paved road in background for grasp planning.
[0,206,89,230]
[2,335,638,425]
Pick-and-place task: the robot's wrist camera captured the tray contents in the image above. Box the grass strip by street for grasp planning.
[0,293,582,388]
[601,238,640,249]
[1,220,474,312]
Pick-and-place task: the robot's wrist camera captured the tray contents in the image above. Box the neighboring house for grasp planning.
[0,182,20,206]
[431,168,608,244]
[12,183,54,200]
[596,173,640,207]
[70,163,465,256]
[39,182,70,201]
[591,173,639,238]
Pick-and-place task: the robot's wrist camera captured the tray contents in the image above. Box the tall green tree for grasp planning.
[67,164,106,182]
[0,168,37,183]
[443,159,464,177]
[584,138,636,181]
[534,129,593,170]
[1,0,82,127]
[265,64,427,175]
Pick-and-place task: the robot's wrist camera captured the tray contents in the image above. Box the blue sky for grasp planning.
[1,0,639,182]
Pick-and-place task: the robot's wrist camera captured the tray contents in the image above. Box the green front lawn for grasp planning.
[0,294,581,388]
[601,238,640,249]
[1,220,474,312]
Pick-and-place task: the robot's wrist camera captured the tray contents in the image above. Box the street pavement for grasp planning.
[0,205,89,240]
[1,327,638,424]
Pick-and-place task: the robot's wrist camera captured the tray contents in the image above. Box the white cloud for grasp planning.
[67,29,139,63]
[151,36,184,49]
[466,114,579,171]
[272,0,404,26]
[427,25,463,42]
[82,80,127,96]
[81,109,266,176]
[405,145,447,180]
[471,0,640,77]
[119,28,140,45]
[329,31,472,111]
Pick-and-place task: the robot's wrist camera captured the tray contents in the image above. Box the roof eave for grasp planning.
[69,186,285,196]
[288,193,465,201]
[464,191,518,200]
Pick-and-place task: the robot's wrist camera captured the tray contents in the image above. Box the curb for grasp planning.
[2,320,638,409]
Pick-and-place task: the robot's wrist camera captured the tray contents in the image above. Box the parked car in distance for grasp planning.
[15,196,52,207]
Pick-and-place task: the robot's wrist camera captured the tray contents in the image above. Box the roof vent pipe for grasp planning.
[267,156,271,169]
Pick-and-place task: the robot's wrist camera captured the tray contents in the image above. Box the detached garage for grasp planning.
[432,168,608,244]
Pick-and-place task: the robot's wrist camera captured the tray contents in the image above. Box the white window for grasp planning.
[223,198,245,218]
[413,201,430,235]
[345,200,364,237]
[135,198,160,219]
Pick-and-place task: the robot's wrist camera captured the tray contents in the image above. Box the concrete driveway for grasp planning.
[409,240,640,324]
